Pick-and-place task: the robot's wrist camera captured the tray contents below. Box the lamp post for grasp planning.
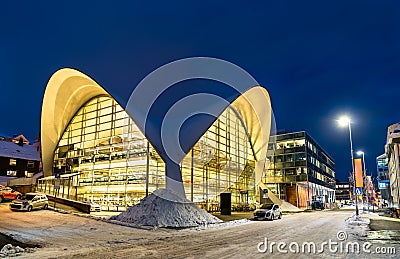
[357,151,368,212]
[338,116,359,216]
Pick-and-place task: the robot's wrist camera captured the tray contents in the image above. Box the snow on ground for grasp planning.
[181,218,253,232]
[110,188,222,228]
[345,213,370,226]
[280,200,302,212]
[344,212,371,241]
[0,244,37,257]
[1,202,399,258]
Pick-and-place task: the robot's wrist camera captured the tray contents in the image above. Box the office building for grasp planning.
[263,131,336,209]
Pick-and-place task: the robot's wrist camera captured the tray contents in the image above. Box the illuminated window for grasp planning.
[39,96,256,212]
[9,159,16,166]
[294,139,305,147]
[43,96,165,210]
[7,170,17,176]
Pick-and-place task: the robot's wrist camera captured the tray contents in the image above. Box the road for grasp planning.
[0,202,398,258]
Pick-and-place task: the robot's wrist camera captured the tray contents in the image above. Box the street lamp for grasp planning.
[338,116,359,216]
[356,151,368,212]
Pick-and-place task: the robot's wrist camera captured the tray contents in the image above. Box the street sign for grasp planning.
[355,187,362,195]
[378,182,387,189]
[54,178,61,190]
[263,189,268,199]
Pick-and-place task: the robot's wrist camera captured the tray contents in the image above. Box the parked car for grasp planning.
[89,202,101,212]
[311,201,325,210]
[254,204,282,220]
[0,187,22,202]
[10,193,48,212]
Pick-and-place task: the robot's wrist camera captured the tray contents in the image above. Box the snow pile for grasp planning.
[0,244,36,257]
[280,200,302,212]
[110,188,222,228]
[345,213,370,226]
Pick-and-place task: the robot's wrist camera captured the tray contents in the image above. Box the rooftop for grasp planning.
[0,141,40,161]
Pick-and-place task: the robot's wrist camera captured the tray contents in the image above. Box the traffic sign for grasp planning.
[54,178,61,190]
[263,189,268,199]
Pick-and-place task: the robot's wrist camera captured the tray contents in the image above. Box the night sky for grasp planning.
[1,1,399,181]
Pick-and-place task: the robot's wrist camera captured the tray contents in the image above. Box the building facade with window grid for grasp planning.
[38,68,273,212]
[263,131,336,209]
[376,153,391,204]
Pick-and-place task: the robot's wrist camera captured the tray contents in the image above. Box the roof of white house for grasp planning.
[0,140,40,161]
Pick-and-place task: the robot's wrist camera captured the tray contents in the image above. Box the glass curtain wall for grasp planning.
[37,96,166,211]
[37,96,256,211]
[263,132,336,209]
[181,107,256,212]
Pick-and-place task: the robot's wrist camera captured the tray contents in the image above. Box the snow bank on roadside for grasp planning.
[345,213,370,226]
[0,244,37,257]
[280,200,302,212]
[110,188,222,228]
[344,213,370,239]
[185,218,252,232]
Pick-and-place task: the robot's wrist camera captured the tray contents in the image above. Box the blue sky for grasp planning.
[1,1,399,181]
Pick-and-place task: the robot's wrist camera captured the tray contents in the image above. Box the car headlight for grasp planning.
[266,212,270,217]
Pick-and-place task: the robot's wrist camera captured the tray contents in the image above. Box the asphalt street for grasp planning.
[0,202,399,258]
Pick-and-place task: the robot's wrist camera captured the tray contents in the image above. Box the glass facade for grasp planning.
[263,131,336,209]
[376,154,391,203]
[181,107,256,212]
[335,182,351,202]
[377,154,389,181]
[38,96,256,211]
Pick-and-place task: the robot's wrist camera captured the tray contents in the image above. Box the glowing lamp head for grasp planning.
[356,151,364,156]
[338,116,351,127]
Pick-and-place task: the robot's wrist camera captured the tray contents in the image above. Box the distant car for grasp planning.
[88,202,101,212]
[0,187,22,202]
[311,201,325,210]
[254,204,282,220]
[10,193,48,212]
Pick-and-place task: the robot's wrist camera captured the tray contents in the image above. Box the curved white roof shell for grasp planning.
[41,68,273,191]
[41,68,111,177]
